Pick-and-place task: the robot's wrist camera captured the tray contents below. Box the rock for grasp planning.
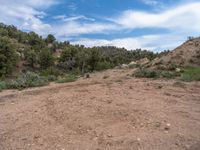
[86,74,90,78]
[164,123,171,130]
[128,61,137,68]
[155,122,161,128]
[129,61,137,65]
[121,64,129,69]
[176,68,181,72]
[107,134,113,138]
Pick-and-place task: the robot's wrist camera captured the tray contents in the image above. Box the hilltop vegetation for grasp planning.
[0,23,160,90]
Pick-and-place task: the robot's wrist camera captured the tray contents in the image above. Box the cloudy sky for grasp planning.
[0,0,200,51]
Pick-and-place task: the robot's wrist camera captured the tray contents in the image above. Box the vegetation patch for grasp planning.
[56,74,77,83]
[180,67,200,81]
[6,72,49,90]
[160,71,179,79]
[134,68,158,78]
[0,81,6,92]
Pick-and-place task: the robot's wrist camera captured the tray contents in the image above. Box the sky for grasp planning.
[0,0,200,51]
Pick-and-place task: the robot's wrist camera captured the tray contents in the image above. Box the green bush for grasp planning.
[56,74,77,83]
[134,68,158,78]
[47,75,57,81]
[161,71,179,79]
[95,61,113,71]
[38,49,54,69]
[7,72,48,89]
[167,63,177,71]
[0,81,6,91]
[40,67,62,77]
[0,37,19,77]
[181,67,200,81]
[24,49,38,68]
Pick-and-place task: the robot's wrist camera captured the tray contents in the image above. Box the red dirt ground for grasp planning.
[0,69,200,150]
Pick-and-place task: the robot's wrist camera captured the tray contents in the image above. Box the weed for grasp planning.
[56,75,77,83]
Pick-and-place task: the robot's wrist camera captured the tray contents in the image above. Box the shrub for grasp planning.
[47,75,57,81]
[128,63,140,69]
[180,67,200,81]
[161,71,179,79]
[0,81,6,91]
[24,49,38,68]
[0,37,19,77]
[134,68,158,78]
[40,67,62,77]
[7,72,48,89]
[95,61,113,71]
[167,63,177,71]
[38,49,54,69]
[56,74,77,83]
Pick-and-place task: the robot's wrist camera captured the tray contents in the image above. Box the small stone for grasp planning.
[21,138,27,141]
[137,138,141,142]
[155,122,161,128]
[164,130,169,133]
[166,123,171,127]
[164,123,171,130]
[107,134,112,138]
[34,135,40,139]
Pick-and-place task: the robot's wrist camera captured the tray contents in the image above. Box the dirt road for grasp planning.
[0,69,200,150]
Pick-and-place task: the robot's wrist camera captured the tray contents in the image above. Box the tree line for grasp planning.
[0,23,161,78]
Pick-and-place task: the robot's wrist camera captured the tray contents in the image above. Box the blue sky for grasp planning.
[0,0,200,51]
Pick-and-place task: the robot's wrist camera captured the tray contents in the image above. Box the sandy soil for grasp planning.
[0,69,200,150]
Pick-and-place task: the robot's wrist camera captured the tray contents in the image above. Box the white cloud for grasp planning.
[0,0,56,35]
[0,0,57,8]
[112,2,200,32]
[71,34,187,51]
[53,21,118,37]
[53,15,95,22]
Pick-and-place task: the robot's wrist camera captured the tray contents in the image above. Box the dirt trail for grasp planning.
[0,69,200,150]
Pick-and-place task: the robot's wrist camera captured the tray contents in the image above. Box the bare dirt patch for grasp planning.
[0,69,200,150]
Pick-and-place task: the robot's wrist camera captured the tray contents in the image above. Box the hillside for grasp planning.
[150,37,200,69]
